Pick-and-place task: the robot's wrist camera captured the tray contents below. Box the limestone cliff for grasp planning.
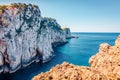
[33,35,120,80]
[62,28,72,39]
[0,3,68,73]
[62,27,78,39]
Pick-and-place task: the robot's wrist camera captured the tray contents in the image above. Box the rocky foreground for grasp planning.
[33,35,120,80]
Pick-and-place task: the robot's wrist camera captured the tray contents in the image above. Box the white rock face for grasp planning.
[0,3,67,73]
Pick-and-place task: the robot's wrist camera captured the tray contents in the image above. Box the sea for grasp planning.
[0,32,120,80]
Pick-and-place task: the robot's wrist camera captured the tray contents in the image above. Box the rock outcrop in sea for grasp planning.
[33,35,120,80]
[62,28,71,39]
[62,27,78,39]
[0,3,70,73]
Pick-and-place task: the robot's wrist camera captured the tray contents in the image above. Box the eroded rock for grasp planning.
[0,3,68,73]
[33,35,120,80]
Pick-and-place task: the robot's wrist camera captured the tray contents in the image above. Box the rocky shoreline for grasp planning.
[33,35,120,80]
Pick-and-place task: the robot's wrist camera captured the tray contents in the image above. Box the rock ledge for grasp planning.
[33,35,120,80]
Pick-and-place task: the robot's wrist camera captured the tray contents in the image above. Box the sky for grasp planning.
[0,0,120,32]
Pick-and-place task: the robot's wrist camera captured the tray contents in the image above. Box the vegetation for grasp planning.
[11,3,26,9]
[0,3,26,13]
[0,5,7,12]
[32,4,38,8]
[0,3,38,13]
[11,3,38,9]
[62,27,69,31]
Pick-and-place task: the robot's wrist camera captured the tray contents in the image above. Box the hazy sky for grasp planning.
[0,0,120,32]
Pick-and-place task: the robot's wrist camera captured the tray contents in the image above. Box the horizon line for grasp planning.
[71,31,120,33]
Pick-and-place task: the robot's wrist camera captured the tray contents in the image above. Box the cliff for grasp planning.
[62,28,78,39]
[0,3,69,73]
[62,28,71,39]
[33,35,120,80]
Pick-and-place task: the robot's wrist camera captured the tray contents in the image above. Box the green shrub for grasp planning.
[0,5,7,12]
[32,4,38,8]
[0,9,2,13]
[62,28,67,31]
[11,3,26,8]
[11,3,18,7]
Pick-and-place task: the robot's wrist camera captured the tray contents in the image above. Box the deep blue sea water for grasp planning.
[0,33,120,80]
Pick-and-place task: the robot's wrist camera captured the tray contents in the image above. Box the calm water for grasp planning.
[0,33,120,80]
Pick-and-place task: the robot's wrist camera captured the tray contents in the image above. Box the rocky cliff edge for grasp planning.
[33,35,120,80]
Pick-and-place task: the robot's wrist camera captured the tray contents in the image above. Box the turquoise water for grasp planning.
[0,33,119,80]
